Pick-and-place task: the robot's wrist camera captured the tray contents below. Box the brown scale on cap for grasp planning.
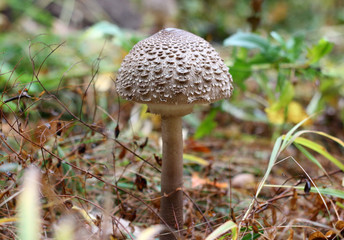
[116,28,233,106]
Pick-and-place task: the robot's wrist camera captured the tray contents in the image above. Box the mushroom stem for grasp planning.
[160,116,184,240]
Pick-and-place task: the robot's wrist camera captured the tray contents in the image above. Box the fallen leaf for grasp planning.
[324,230,336,239]
[184,154,209,166]
[191,173,228,189]
[335,220,344,230]
[185,139,211,153]
[335,220,344,235]
[135,174,147,192]
[309,231,326,240]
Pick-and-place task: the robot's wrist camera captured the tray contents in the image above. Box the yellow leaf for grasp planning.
[265,106,284,124]
[287,101,311,125]
[183,154,209,166]
[265,101,312,125]
[0,217,17,225]
[141,105,161,126]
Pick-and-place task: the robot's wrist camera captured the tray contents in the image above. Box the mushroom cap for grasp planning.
[116,28,233,107]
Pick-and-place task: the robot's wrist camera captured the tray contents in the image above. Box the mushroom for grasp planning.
[116,28,233,239]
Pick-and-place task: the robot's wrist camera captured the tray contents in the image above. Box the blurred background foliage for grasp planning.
[0,0,343,136]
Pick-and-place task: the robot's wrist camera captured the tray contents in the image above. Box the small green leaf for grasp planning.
[307,38,334,64]
[230,59,252,90]
[1,101,18,113]
[84,21,122,39]
[279,81,295,107]
[194,109,218,139]
[336,202,344,209]
[269,81,295,111]
[276,70,286,92]
[241,232,262,240]
[224,32,270,52]
[221,101,267,122]
[270,31,285,46]
[286,34,305,61]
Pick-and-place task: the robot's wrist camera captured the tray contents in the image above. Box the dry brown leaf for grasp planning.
[324,230,336,239]
[335,220,344,230]
[191,173,228,189]
[308,231,326,240]
[335,220,344,236]
[185,139,211,153]
[135,174,147,191]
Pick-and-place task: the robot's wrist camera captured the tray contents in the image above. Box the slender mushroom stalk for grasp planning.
[149,104,193,239]
[160,115,183,232]
[116,28,233,240]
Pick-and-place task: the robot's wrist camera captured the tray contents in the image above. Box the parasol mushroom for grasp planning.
[116,28,233,239]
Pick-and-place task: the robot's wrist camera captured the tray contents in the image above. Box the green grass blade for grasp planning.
[294,137,344,171]
[280,115,313,150]
[256,136,283,197]
[242,136,283,221]
[205,220,237,240]
[17,166,41,240]
[302,130,344,146]
[264,184,344,199]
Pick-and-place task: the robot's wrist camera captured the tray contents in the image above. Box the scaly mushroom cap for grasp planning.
[116,28,233,111]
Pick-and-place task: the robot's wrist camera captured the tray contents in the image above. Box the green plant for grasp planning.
[193,31,336,139]
[223,31,334,124]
